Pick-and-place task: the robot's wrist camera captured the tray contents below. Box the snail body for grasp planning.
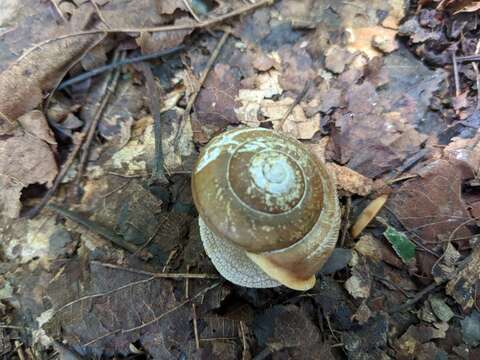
[191,127,340,290]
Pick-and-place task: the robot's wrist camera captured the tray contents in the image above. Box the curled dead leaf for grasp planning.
[0,33,104,133]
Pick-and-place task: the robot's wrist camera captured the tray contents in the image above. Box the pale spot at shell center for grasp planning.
[249,152,301,197]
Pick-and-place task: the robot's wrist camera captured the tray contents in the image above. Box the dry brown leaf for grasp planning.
[278,45,315,93]
[80,78,145,153]
[269,101,321,140]
[155,0,188,14]
[443,134,480,172]
[324,45,355,74]
[388,160,473,278]
[2,215,73,265]
[388,160,472,248]
[99,0,168,28]
[282,108,320,140]
[345,260,371,299]
[327,163,373,196]
[446,247,480,311]
[235,70,283,127]
[18,110,57,145]
[252,52,279,72]
[305,137,331,165]
[0,111,58,218]
[0,33,104,133]
[43,259,223,357]
[195,63,241,135]
[395,323,449,358]
[101,111,194,177]
[0,0,67,72]
[137,16,195,54]
[346,26,398,59]
[354,234,403,268]
[332,110,428,178]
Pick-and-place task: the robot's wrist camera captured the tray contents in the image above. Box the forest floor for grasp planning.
[1,0,480,359]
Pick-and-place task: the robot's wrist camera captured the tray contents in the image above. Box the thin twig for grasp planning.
[58,46,184,90]
[162,249,178,272]
[473,63,480,112]
[24,134,86,219]
[134,216,167,255]
[239,321,248,360]
[200,337,237,342]
[45,33,108,112]
[73,50,124,200]
[431,217,479,274]
[181,0,217,37]
[473,40,480,111]
[175,29,231,146]
[107,171,145,178]
[0,325,30,330]
[138,62,168,184]
[91,260,220,279]
[18,0,273,62]
[14,341,25,360]
[88,0,110,28]
[47,203,143,254]
[390,252,476,313]
[82,282,222,346]
[453,52,461,97]
[340,196,351,248]
[192,303,200,350]
[389,280,445,313]
[186,265,201,350]
[100,180,130,199]
[385,174,418,185]
[49,0,67,22]
[54,275,155,315]
[278,79,312,129]
[182,0,202,22]
[456,54,480,62]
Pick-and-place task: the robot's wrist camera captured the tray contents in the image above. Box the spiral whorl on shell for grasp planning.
[192,127,341,290]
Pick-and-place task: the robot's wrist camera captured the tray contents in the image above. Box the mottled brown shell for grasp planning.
[192,127,340,289]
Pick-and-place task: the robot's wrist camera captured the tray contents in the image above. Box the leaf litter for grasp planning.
[1,0,480,358]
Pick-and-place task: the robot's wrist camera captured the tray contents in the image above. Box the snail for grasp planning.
[191,127,341,290]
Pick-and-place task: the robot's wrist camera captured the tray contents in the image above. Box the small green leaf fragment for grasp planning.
[383,226,416,263]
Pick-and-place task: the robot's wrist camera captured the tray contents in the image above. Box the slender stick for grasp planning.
[457,54,480,62]
[278,79,312,129]
[452,52,461,97]
[91,261,220,279]
[47,203,142,254]
[88,0,110,28]
[73,50,124,199]
[138,62,168,184]
[58,46,184,90]
[175,29,231,146]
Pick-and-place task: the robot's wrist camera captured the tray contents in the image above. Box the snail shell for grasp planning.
[191,127,340,290]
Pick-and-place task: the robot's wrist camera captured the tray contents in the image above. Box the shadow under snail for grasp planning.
[191,127,341,291]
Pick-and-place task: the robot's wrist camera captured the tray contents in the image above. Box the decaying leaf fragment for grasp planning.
[0,33,104,133]
[446,247,480,311]
[0,111,58,218]
[326,163,373,196]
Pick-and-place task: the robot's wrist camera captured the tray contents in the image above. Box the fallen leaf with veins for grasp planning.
[0,33,104,133]
[0,111,58,218]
